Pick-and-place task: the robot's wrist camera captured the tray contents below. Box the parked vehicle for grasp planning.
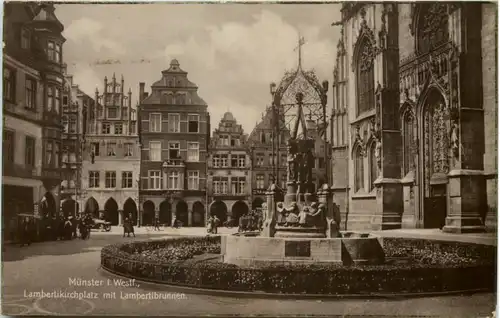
[91,218,111,231]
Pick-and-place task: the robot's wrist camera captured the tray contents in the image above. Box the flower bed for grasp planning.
[101,236,496,295]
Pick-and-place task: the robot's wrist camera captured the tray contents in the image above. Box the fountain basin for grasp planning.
[222,232,385,267]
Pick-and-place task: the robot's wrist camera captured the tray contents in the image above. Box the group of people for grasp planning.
[207,215,220,234]
[206,210,264,234]
[238,210,263,232]
[9,213,95,247]
[123,213,136,237]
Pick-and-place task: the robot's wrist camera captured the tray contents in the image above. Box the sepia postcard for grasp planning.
[1,1,498,317]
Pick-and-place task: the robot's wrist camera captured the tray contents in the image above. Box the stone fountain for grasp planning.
[222,100,385,266]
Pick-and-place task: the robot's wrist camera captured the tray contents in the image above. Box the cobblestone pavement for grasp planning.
[1,234,496,317]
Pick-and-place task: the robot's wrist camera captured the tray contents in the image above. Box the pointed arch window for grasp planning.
[403,110,415,176]
[356,38,375,116]
[416,4,449,55]
[369,141,377,191]
[354,145,364,192]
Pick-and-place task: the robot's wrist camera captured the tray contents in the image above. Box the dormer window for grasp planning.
[21,28,30,49]
[47,41,62,63]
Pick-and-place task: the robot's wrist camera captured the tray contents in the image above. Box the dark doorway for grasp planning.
[176,201,189,226]
[61,199,79,217]
[84,197,99,218]
[252,197,264,210]
[104,198,119,225]
[192,201,205,227]
[424,184,447,229]
[123,198,138,226]
[142,201,155,226]
[41,192,57,219]
[421,89,449,229]
[159,200,172,226]
[231,201,249,224]
[209,201,228,223]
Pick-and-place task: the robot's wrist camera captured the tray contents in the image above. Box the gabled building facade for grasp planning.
[330,3,496,232]
[247,107,289,209]
[207,112,251,224]
[138,59,210,227]
[2,3,66,236]
[81,74,140,226]
[60,68,88,217]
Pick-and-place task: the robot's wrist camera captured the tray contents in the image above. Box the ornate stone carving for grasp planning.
[352,13,379,72]
[354,124,366,157]
[450,107,460,159]
[431,101,450,174]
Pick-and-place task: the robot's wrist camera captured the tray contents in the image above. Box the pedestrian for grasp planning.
[9,216,17,243]
[19,217,31,247]
[213,215,220,234]
[128,213,136,237]
[207,216,214,234]
[123,217,130,237]
[172,215,177,229]
[154,216,160,231]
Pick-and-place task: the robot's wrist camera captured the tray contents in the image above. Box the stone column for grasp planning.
[261,184,277,237]
[443,170,486,233]
[188,209,193,227]
[442,6,486,233]
[371,5,404,231]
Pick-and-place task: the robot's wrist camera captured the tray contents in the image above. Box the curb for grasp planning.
[98,266,493,301]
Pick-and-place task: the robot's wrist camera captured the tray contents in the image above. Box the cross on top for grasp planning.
[294,33,306,68]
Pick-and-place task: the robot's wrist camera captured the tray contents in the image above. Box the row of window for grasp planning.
[147,170,200,190]
[94,106,136,121]
[90,142,134,157]
[3,66,61,113]
[254,153,287,167]
[255,174,287,190]
[147,141,199,162]
[21,28,62,64]
[101,122,127,135]
[148,113,200,133]
[88,171,135,189]
[212,177,246,195]
[3,130,36,167]
[212,154,246,168]
[215,135,241,147]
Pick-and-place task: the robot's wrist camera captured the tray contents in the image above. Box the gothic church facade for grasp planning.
[330,3,497,232]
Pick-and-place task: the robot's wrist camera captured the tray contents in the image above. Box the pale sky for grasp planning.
[57,3,342,134]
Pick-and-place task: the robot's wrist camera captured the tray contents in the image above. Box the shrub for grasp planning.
[101,236,496,295]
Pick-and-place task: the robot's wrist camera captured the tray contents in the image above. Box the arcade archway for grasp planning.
[123,198,138,226]
[41,192,56,218]
[142,201,155,226]
[159,200,172,226]
[104,198,119,225]
[231,201,249,224]
[192,201,205,227]
[84,197,99,218]
[209,200,227,223]
[176,200,188,226]
[61,199,79,217]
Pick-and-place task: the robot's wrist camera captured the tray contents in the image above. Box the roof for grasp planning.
[222,112,235,121]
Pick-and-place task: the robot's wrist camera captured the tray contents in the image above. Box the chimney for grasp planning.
[143,92,149,100]
[139,82,145,104]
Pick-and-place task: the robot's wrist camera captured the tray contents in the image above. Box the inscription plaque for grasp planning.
[285,241,311,257]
